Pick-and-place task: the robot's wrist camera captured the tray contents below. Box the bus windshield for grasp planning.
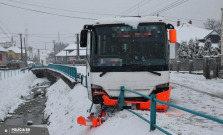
[90,23,168,71]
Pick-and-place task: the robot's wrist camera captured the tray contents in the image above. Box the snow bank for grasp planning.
[44,79,163,135]
[44,80,91,135]
[0,72,36,121]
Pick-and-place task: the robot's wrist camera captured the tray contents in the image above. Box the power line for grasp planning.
[141,0,171,14]
[0,19,12,34]
[144,0,189,16]
[7,0,122,16]
[120,0,147,15]
[0,25,10,39]
[0,2,96,20]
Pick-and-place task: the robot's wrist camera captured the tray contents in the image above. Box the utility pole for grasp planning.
[45,42,46,53]
[53,40,56,61]
[76,33,80,60]
[25,26,29,57]
[19,33,23,61]
[58,32,60,42]
[11,36,14,47]
[24,37,27,64]
[38,49,40,62]
[221,8,223,66]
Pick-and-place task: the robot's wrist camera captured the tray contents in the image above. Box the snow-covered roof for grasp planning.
[175,23,213,43]
[63,44,83,51]
[56,50,67,57]
[95,16,166,29]
[0,46,7,52]
[56,49,86,57]
[63,44,76,51]
[68,50,86,56]
[7,46,25,54]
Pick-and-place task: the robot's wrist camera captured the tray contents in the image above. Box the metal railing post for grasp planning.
[150,94,156,131]
[0,72,2,80]
[85,75,87,88]
[4,71,5,79]
[119,86,125,111]
[81,75,84,85]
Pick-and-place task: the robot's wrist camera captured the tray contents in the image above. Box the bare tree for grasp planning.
[204,18,221,35]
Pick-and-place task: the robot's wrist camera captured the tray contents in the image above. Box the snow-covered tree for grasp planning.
[177,42,189,59]
[217,41,221,54]
[211,47,219,56]
[194,39,200,58]
[202,39,212,56]
[188,39,195,59]
[197,46,204,58]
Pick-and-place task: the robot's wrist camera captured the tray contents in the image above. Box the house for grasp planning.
[170,21,221,59]
[0,46,7,65]
[56,43,86,63]
[7,46,25,60]
[55,50,67,62]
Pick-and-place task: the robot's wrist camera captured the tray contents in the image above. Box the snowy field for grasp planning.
[44,66,223,135]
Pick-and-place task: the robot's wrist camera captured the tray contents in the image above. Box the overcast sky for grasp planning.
[0,0,222,50]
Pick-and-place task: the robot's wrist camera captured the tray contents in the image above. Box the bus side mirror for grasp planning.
[80,29,88,47]
[169,29,177,43]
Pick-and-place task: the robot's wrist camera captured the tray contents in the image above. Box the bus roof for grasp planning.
[94,16,166,28]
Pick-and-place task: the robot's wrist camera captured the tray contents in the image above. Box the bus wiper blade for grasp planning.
[148,71,161,76]
[99,71,107,77]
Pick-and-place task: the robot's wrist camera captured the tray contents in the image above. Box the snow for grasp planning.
[0,71,36,121]
[44,66,223,135]
[44,80,91,135]
[0,46,7,52]
[55,50,67,57]
[56,49,86,57]
[63,44,76,51]
[68,49,86,56]
[95,16,165,29]
[175,23,213,43]
[170,72,223,97]
[7,46,25,54]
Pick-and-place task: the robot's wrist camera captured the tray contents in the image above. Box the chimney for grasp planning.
[177,20,180,27]
[189,19,192,24]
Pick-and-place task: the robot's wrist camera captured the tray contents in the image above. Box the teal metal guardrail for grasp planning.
[48,64,78,81]
[81,75,87,88]
[0,69,25,80]
[32,63,47,68]
[119,86,223,135]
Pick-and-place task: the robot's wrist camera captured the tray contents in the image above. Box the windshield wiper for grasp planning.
[125,64,162,76]
[99,65,161,77]
[99,71,108,77]
[147,71,161,76]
